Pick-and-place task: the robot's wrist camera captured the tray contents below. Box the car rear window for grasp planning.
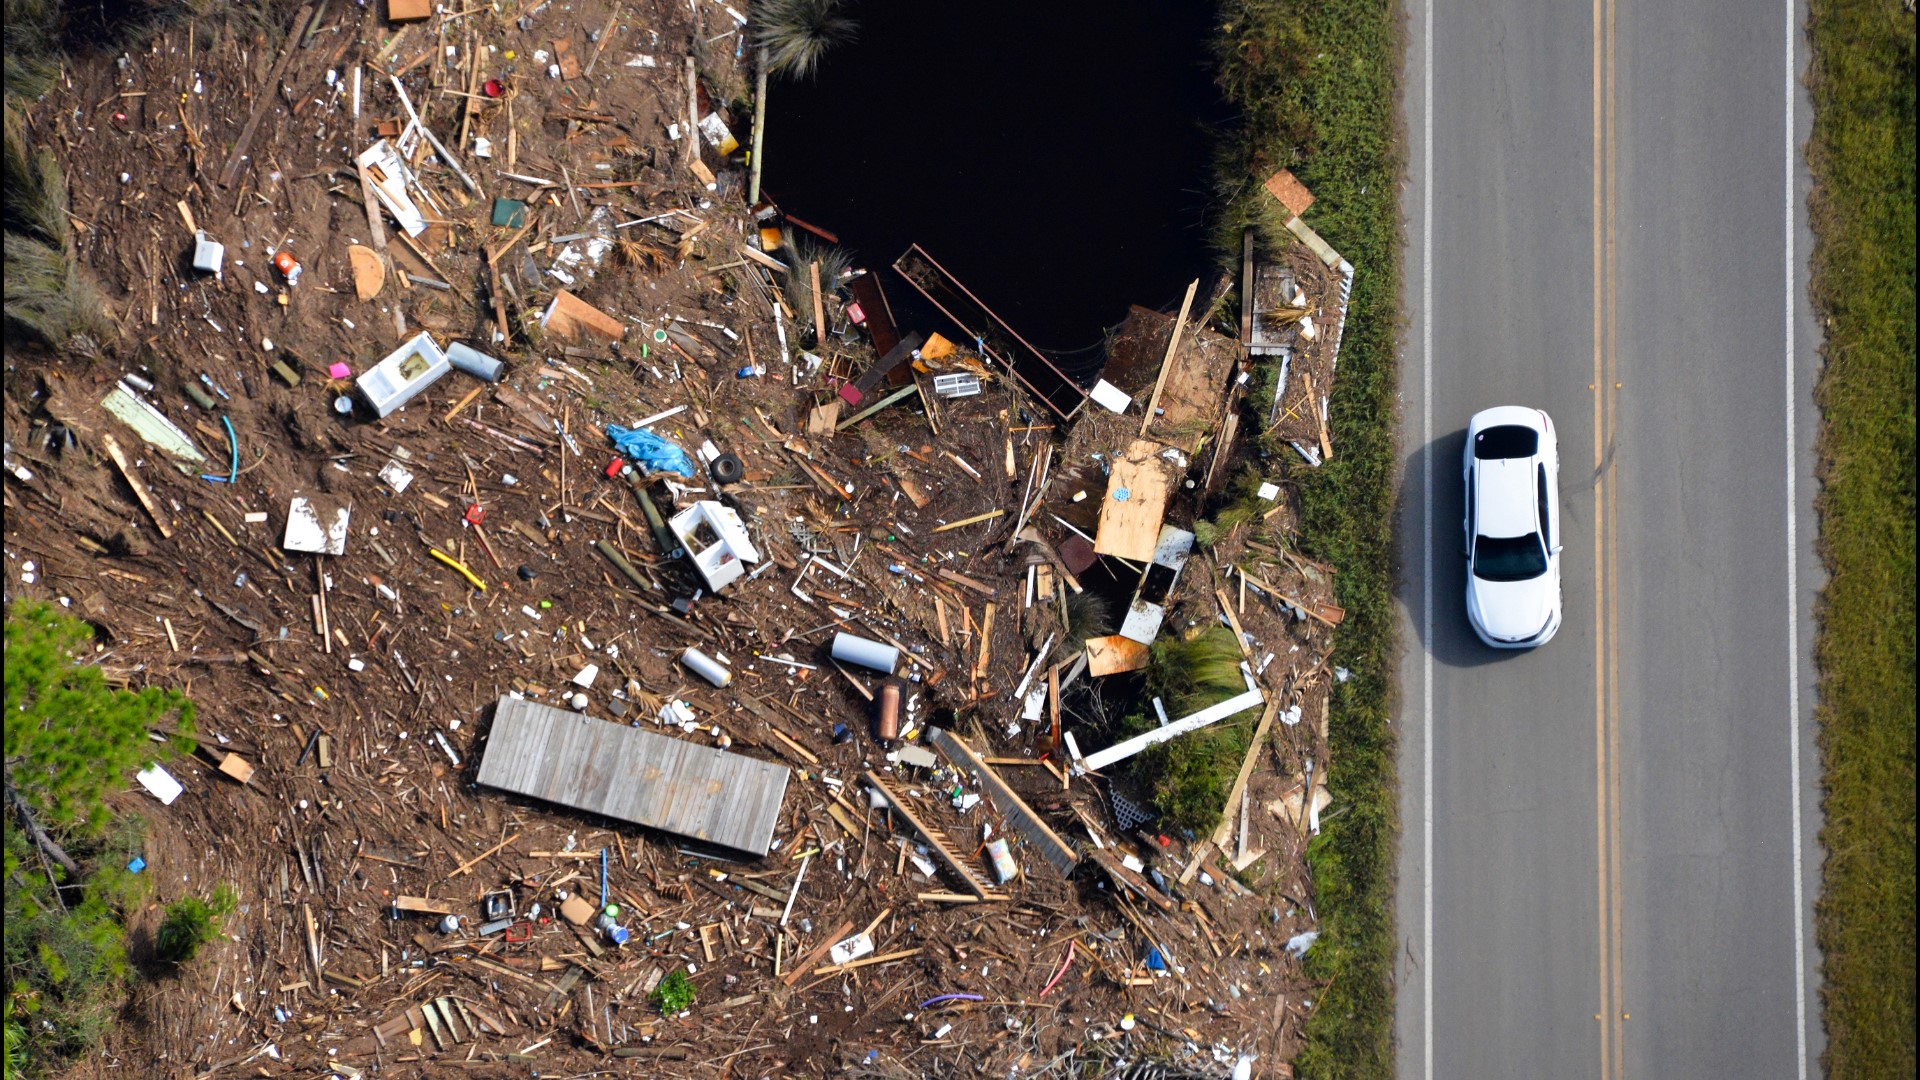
[1474,424,1538,460]
[1473,532,1549,581]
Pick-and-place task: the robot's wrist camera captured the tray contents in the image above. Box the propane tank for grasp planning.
[874,678,903,744]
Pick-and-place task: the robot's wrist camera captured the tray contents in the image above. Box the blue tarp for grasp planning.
[605,423,695,478]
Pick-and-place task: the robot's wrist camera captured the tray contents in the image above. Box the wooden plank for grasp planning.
[1084,635,1149,676]
[926,728,1078,876]
[1093,439,1171,563]
[217,4,315,188]
[99,434,173,538]
[1139,279,1200,437]
[1208,699,1283,850]
[1080,684,1264,774]
[780,920,854,987]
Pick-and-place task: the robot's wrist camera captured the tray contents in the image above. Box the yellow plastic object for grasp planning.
[758,226,783,251]
[429,548,487,590]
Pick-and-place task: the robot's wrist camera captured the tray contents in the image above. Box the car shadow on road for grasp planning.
[1398,429,1515,670]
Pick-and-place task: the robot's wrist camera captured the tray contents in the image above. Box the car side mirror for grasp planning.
[1551,545,1564,554]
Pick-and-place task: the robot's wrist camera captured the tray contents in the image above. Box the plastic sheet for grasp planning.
[605,423,695,477]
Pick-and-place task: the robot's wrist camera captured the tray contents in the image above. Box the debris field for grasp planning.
[4,1,1360,1077]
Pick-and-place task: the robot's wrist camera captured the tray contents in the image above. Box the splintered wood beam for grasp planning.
[927,728,1079,876]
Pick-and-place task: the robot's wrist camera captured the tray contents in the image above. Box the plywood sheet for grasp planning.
[1093,439,1172,563]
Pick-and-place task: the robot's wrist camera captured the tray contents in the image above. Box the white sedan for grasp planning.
[1464,406,1563,648]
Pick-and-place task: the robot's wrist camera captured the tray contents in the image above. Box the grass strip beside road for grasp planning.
[1806,2,1916,1077]
[1212,2,1401,1074]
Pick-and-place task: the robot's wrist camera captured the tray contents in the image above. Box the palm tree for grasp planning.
[747,0,858,204]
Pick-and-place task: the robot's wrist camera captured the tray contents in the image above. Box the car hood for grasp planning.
[1468,573,1558,642]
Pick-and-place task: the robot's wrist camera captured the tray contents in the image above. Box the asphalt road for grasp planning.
[1396,0,1823,1077]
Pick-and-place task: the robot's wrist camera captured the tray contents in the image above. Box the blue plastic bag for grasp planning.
[605,423,695,478]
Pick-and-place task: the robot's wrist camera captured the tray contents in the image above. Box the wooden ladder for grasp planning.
[864,771,999,900]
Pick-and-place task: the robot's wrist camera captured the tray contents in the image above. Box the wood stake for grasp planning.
[931,509,1003,534]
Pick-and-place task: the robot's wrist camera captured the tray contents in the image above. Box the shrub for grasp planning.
[650,969,697,1014]
[153,885,235,966]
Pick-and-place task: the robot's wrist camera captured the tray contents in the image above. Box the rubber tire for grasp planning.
[709,452,744,485]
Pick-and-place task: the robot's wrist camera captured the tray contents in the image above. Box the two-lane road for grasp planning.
[1397,0,1824,1076]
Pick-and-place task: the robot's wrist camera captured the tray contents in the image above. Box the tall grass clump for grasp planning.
[1126,626,1264,834]
[754,0,856,80]
[1806,2,1916,1077]
[780,232,855,341]
[1209,1,1401,1075]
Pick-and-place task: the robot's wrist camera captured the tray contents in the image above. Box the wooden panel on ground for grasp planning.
[1093,439,1172,564]
[1084,635,1150,676]
[476,695,789,855]
[926,728,1079,876]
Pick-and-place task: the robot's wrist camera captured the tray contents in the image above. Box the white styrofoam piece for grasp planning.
[357,331,450,418]
[136,764,184,805]
[1118,599,1165,645]
[1089,379,1132,415]
[668,501,760,592]
[378,460,415,492]
[356,140,427,236]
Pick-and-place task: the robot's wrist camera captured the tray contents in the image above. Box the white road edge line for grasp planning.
[1783,1,1809,1077]
[1421,0,1436,1077]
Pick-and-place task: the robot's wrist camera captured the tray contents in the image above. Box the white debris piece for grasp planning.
[136,765,184,805]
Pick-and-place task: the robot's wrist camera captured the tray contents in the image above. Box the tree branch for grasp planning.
[7,780,83,881]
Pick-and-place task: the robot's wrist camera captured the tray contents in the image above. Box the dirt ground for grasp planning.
[4,3,1351,1077]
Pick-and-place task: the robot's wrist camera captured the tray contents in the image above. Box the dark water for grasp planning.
[760,1,1225,358]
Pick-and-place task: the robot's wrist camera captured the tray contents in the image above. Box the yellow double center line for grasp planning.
[1592,0,1625,1075]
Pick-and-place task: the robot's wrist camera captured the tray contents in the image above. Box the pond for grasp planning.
[759,0,1226,371]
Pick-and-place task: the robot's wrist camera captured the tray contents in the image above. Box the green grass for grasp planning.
[1210,2,1401,1075]
[1128,626,1265,834]
[154,885,236,966]
[1805,2,1916,1077]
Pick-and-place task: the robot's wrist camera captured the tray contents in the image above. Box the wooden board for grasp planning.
[1263,168,1316,217]
[1084,635,1150,676]
[476,696,790,855]
[1093,439,1172,563]
[542,290,625,343]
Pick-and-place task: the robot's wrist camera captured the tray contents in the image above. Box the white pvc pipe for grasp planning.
[680,647,731,687]
[831,632,899,674]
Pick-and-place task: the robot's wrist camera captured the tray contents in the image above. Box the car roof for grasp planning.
[1474,457,1538,537]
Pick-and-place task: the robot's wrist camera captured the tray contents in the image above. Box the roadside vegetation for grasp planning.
[1805,2,1916,1077]
[4,601,199,1079]
[1208,0,1402,1075]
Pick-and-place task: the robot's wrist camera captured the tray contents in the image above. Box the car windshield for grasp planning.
[1473,533,1549,581]
[1474,424,1539,459]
